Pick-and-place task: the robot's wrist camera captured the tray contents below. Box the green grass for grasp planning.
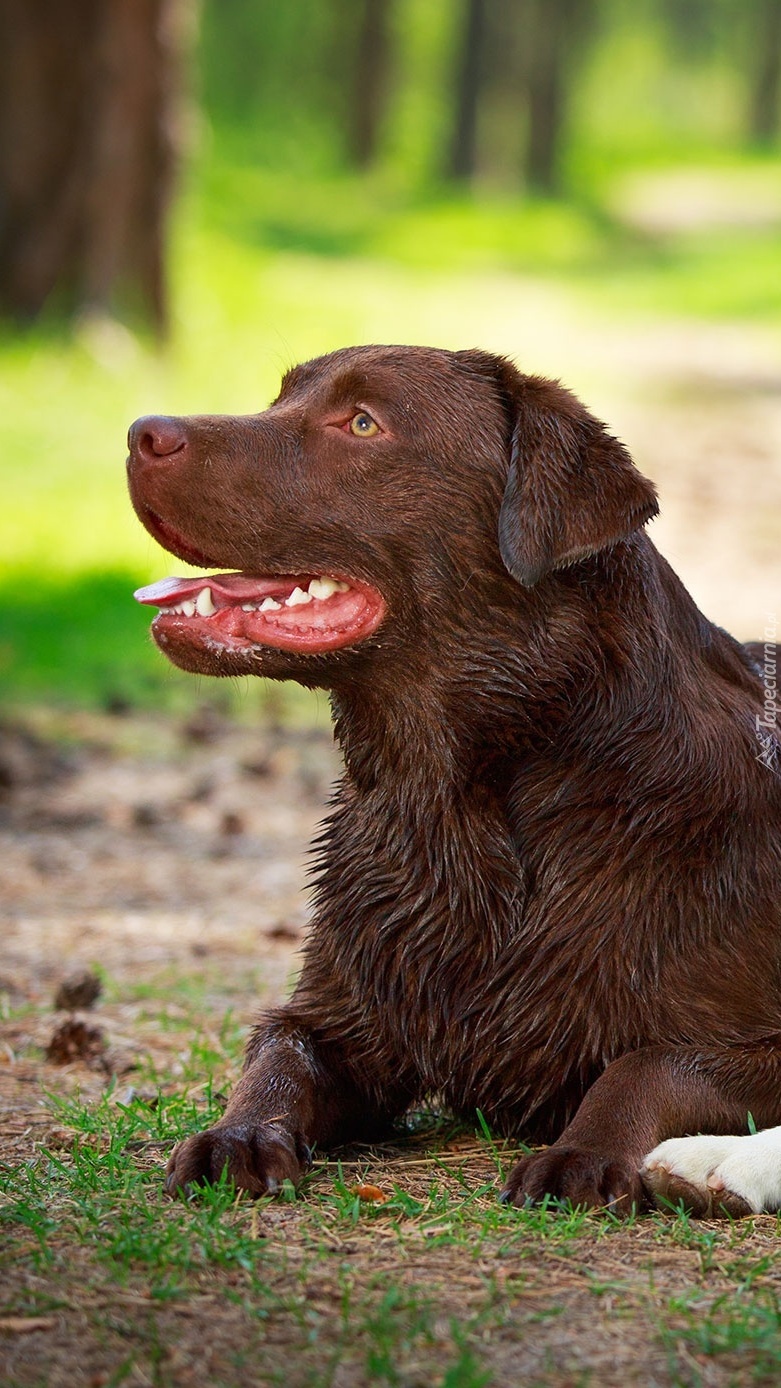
[194,155,781,320]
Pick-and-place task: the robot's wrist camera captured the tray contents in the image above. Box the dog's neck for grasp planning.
[326,553,628,795]
[326,537,748,805]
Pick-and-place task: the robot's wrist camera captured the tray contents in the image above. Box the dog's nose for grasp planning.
[127,415,188,464]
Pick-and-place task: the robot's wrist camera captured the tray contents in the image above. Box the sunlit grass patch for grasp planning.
[0,569,175,709]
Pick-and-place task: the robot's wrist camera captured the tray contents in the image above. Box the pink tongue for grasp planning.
[134,573,306,606]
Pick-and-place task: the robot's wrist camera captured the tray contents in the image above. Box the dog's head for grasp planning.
[127,345,657,685]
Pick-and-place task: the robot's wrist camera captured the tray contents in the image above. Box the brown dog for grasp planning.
[127,345,781,1214]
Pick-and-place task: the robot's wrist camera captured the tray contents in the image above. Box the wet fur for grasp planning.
[126,346,781,1211]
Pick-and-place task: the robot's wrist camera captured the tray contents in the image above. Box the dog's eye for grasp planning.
[348,411,380,437]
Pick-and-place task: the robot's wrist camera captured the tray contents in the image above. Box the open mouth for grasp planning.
[134,571,387,655]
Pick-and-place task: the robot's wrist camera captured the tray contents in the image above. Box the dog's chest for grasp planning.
[323,780,520,945]
[317,781,659,1118]
[320,788,543,1075]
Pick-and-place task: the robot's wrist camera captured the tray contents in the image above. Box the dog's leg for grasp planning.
[165,1013,410,1197]
[501,1038,781,1215]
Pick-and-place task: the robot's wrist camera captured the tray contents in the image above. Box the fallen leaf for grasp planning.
[351,1183,387,1202]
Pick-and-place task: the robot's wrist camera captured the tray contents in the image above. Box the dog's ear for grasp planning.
[455,351,658,587]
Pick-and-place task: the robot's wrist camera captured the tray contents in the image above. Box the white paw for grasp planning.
[641,1127,781,1216]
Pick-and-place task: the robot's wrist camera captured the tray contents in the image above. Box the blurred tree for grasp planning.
[200,0,336,161]
[658,0,723,57]
[748,0,781,142]
[445,0,595,193]
[348,0,397,167]
[447,0,489,180]
[200,0,383,170]
[521,0,596,192]
[658,0,781,146]
[477,1,527,184]
[0,0,186,333]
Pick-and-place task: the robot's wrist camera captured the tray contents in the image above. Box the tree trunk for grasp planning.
[0,0,184,332]
[477,0,527,185]
[348,0,395,168]
[749,0,781,143]
[521,0,594,194]
[523,0,567,193]
[447,0,489,181]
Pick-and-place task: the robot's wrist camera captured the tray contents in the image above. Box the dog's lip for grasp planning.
[135,571,387,657]
[134,504,219,569]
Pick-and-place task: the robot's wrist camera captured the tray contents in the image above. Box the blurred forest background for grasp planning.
[1,0,780,716]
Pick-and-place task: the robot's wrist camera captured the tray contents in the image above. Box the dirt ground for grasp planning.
[0,705,336,1111]
[5,708,781,1388]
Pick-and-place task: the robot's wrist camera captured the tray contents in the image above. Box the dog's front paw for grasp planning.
[501,1146,647,1215]
[641,1131,781,1217]
[165,1120,312,1198]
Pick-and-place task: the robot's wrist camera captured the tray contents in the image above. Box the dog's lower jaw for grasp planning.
[149,614,385,680]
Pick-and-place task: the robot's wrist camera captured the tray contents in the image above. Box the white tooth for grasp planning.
[308,577,339,600]
[241,603,256,612]
[334,580,350,592]
[259,596,281,612]
[195,587,216,617]
[285,587,312,607]
[182,600,196,617]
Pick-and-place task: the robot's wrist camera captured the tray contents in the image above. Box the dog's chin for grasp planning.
[150,618,266,677]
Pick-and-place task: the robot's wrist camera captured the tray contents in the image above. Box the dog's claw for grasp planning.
[502,1146,647,1215]
[165,1120,308,1199]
